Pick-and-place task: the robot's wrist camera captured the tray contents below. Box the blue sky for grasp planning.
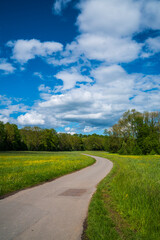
[0,0,160,134]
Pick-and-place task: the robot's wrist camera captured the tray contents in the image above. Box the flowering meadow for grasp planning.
[0,151,94,197]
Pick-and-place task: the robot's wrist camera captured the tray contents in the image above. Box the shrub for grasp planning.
[118,141,128,155]
[150,149,156,155]
[132,144,142,155]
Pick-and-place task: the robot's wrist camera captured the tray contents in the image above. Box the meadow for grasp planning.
[84,151,160,240]
[0,151,95,197]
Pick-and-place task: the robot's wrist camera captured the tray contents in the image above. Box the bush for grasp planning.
[118,141,128,155]
[150,149,156,155]
[132,144,142,155]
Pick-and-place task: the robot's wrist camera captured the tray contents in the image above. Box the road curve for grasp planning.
[0,154,113,240]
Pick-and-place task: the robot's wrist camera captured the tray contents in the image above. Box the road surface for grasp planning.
[0,154,113,240]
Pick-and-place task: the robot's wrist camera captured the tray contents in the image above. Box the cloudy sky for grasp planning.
[0,0,160,134]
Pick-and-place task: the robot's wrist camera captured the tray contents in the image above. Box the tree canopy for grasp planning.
[0,109,159,154]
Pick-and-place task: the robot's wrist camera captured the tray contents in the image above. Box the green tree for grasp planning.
[104,110,160,155]
[118,141,128,155]
[0,121,6,150]
[70,134,84,151]
[58,133,72,151]
[20,126,42,151]
[132,144,142,155]
[83,134,105,151]
[5,123,22,150]
[40,129,58,151]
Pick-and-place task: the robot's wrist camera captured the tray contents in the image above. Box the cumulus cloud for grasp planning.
[145,36,160,54]
[83,126,97,133]
[64,127,75,134]
[52,0,72,15]
[48,0,160,67]
[77,0,160,35]
[4,0,160,131]
[17,62,160,130]
[91,65,135,90]
[55,67,92,90]
[0,104,28,117]
[0,96,28,124]
[0,58,15,73]
[77,34,141,63]
[38,84,52,93]
[7,39,63,64]
[142,0,160,30]
[77,0,141,37]
[57,0,160,65]
[17,111,45,125]
[16,65,158,129]
[0,115,9,123]
[141,36,160,58]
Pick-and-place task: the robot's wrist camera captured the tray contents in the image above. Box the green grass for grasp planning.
[84,151,160,240]
[0,151,95,196]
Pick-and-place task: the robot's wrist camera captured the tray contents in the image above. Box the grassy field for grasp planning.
[84,151,160,240]
[0,151,95,197]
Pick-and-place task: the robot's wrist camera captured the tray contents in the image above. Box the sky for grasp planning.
[0,0,160,135]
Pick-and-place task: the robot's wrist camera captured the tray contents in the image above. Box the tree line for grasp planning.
[0,122,106,151]
[104,109,160,155]
[0,109,160,154]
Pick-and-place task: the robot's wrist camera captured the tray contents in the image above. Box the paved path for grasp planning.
[0,154,113,240]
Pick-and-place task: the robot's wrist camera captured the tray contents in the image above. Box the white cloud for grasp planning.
[77,0,141,37]
[131,91,160,112]
[38,84,52,93]
[141,36,160,58]
[0,115,9,123]
[16,64,160,130]
[67,131,76,135]
[142,0,160,30]
[91,65,135,93]
[0,99,28,124]
[47,55,78,66]
[145,36,160,54]
[33,72,44,80]
[55,67,92,90]
[77,0,160,36]
[83,126,97,133]
[52,0,72,15]
[7,39,63,64]
[0,104,28,117]
[0,95,12,105]
[64,126,75,134]
[65,127,70,131]
[0,58,15,73]
[17,111,45,125]
[15,66,134,128]
[4,0,160,131]
[76,34,142,63]
[61,0,160,65]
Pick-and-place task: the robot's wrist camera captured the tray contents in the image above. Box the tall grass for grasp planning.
[0,151,94,196]
[84,151,160,240]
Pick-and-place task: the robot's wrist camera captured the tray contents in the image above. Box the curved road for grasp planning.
[0,154,113,240]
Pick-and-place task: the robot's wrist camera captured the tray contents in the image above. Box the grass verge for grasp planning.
[0,151,95,197]
[84,151,160,240]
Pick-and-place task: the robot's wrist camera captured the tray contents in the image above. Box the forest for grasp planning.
[0,109,160,155]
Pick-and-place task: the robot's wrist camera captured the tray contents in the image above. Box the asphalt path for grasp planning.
[0,154,113,240]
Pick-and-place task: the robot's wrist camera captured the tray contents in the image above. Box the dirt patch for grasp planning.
[81,218,89,240]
